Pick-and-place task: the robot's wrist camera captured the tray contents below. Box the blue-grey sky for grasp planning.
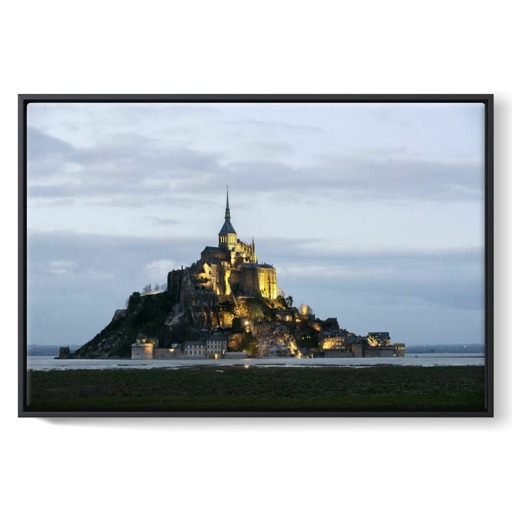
[26,102,485,345]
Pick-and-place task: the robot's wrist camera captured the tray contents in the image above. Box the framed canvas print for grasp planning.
[18,94,493,417]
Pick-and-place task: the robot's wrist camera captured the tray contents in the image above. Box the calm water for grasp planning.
[27,354,485,371]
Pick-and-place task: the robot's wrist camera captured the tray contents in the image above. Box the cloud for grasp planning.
[274,245,484,311]
[311,154,484,201]
[27,119,483,211]
[145,259,176,281]
[240,140,294,159]
[195,154,483,203]
[27,127,76,161]
[27,231,320,290]
[231,119,324,135]
[27,127,224,206]
[48,260,77,276]
[144,216,180,227]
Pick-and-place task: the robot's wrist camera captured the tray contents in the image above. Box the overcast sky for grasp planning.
[26,101,485,346]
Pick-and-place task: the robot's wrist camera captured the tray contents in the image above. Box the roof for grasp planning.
[207,332,227,342]
[219,219,236,235]
[203,246,225,254]
[201,247,228,262]
[241,263,274,269]
[184,340,206,347]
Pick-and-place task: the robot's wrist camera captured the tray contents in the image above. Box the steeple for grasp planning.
[225,185,231,221]
[218,186,237,251]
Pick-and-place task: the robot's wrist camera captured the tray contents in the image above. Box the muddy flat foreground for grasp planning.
[25,365,487,414]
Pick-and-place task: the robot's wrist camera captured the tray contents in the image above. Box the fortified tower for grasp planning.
[218,187,237,252]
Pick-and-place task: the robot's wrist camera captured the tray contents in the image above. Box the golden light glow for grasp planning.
[287,339,301,358]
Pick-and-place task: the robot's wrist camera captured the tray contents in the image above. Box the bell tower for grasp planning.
[218,186,237,252]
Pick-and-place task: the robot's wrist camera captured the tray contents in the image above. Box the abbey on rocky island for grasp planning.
[74,188,405,359]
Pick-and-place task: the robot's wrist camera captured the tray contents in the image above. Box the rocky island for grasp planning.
[74,189,405,360]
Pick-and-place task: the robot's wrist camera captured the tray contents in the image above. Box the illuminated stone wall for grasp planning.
[257,266,277,299]
[230,265,277,299]
[234,240,257,264]
[131,343,154,359]
[153,348,181,359]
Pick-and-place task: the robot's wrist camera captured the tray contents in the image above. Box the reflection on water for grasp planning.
[27,354,485,371]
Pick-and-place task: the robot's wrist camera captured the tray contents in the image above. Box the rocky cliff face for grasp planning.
[251,322,301,357]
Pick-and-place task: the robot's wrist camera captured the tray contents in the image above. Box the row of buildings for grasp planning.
[131,329,405,360]
[319,330,405,358]
[131,333,232,360]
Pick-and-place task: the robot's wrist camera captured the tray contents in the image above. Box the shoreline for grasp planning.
[27,353,485,371]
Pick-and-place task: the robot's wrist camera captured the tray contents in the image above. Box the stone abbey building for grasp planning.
[168,190,278,324]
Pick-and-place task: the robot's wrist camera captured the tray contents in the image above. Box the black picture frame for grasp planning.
[18,94,494,417]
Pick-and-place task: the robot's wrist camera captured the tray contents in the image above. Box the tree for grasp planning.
[285,295,293,307]
[142,284,152,295]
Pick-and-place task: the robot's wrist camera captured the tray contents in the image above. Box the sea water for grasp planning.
[26,353,485,371]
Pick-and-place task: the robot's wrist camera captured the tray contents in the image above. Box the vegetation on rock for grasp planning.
[74,291,179,358]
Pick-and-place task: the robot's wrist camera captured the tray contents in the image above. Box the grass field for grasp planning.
[25,365,487,414]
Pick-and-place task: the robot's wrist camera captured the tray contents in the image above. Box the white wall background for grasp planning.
[1,1,509,511]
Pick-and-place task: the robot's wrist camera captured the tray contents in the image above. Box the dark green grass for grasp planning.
[25,365,486,413]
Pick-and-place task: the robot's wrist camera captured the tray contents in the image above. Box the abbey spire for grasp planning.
[194,188,276,300]
[218,186,237,251]
[225,185,231,221]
